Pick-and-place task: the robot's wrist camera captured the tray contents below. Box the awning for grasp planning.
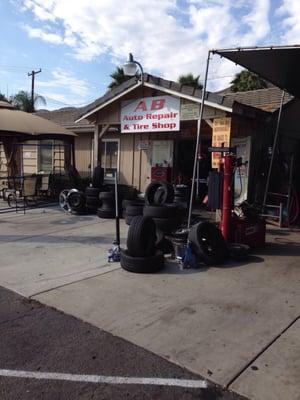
[213,45,300,98]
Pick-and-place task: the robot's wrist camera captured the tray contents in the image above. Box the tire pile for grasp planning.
[120,215,164,273]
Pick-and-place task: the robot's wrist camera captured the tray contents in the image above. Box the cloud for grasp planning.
[277,0,300,43]
[23,25,63,44]
[36,68,94,107]
[18,0,281,90]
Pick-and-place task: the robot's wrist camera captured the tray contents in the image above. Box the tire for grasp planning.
[68,191,86,212]
[126,204,144,217]
[127,216,156,257]
[227,243,249,261]
[92,166,104,188]
[120,249,164,273]
[97,208,115,219]
[85,187,101,197]
[99,191,114,201]
[143,204,182,219]
[86,196,100,207]
[59,189,71,212]
[145,181,174,205]
[122,198,144,210]
[153,217,181,233]
[188,222,229,265]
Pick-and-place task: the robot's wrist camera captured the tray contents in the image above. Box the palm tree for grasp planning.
[178,73,203,89]
[0,92,9,102]
[108,67,132,90]
[11,90,46,112]
[230,70,267,92]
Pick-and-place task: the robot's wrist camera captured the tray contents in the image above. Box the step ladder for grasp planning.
[261,154,294,227]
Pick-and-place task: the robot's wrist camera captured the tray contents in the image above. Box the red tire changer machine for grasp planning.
[210,146,266,248]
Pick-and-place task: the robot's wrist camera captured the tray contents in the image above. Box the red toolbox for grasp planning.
[231,216,266,248]
[151,166,172,182]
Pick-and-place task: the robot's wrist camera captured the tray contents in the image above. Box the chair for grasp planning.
[37,175,51,197]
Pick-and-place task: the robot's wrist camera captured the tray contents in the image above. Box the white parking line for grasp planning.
[0,369,207,388]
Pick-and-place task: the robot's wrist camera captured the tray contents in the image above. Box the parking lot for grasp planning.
[0,207,299,399]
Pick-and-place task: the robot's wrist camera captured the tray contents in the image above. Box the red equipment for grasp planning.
[151,166,172,182]
[220,154,235,241]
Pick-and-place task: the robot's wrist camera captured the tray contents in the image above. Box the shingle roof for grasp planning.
[223,87,293,112]
[77,73,234,121]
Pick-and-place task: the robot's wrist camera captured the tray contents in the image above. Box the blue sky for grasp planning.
[0,0,299,110]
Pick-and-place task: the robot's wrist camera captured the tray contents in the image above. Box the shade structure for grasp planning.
[0,104,76,139]
[213,45,300,98]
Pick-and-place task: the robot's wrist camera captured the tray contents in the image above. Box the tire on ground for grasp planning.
[120,249,164,273]
[127,215,156,257]
[97,208,115,219]
[188,221,229,265]
[67,191,86,213]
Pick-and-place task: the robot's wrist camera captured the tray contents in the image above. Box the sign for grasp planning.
[211,117,231,169]
[136,140,149,150]
[180,103,199,120]
[121,96,180,133]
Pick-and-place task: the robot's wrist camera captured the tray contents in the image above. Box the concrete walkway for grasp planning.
[0,207,299,399]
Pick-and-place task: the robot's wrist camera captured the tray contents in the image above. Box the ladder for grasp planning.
[261,154,294,227]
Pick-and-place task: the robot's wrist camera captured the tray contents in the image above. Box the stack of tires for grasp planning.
[120,215,164,273]
[85,186,101,212]
[97,191,116,219]
[123,198,145,225]
[174,184,189,207]
[143,181,184,233]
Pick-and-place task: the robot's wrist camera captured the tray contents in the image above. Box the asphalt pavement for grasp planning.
[0,286,246,400]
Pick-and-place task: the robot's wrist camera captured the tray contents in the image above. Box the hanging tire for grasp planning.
[188,222,229,265]
[120,249,164,273]
[97,208,115,219]
[68,191,86,212]
[127,216,156,257]
[143,204,182,219]
[145,181,174,205]
[92,166,104,188]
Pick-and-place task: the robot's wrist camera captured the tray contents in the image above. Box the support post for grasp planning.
[187,50,211,228]
[262,90,285,210]
[93,124,101,170]
[220,154,235,241]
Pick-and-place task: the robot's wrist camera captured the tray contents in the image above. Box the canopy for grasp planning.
[0,102,76,138]
[213,45,300,98]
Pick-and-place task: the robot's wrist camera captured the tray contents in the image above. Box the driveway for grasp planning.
[0,207,299,399]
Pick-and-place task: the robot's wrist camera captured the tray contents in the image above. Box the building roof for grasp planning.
[223,87,293,112]
[76,73,235,122]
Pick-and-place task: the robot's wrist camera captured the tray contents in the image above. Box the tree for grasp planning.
[178,73,203,89]
[230,70,267,92]
[11,90,46,112]
[108,67,132,90]
[0,92,8,102]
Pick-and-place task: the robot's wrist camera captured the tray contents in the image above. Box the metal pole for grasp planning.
[114,173,120,246]
[187,50,211,228]
[262,90,285,210]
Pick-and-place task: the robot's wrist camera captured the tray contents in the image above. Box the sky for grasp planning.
[0,0,300,110]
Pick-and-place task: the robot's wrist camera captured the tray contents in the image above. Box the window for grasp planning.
[38,140,53,173]
[101,139,119,180]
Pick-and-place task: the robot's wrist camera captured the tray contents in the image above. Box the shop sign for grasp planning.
[121,96,180,133]
[136,140,150,150]
[180,103,199,120]
[211,117,231,169]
